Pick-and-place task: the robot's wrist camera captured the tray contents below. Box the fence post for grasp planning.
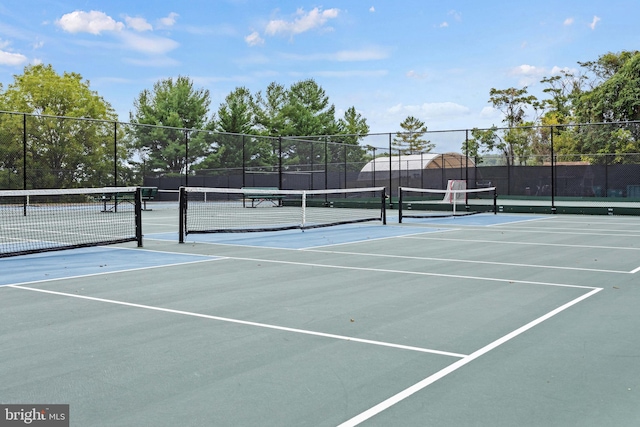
[551,127,556,213]
[421,152,424,188]
[278,136,283,189]
[343,141,347,189]
[113,121,118,187]
[465,129,469,188]
[242,134,246,188]
[388,133,393,207]
[184,130,189,187]
[23,113,27,191]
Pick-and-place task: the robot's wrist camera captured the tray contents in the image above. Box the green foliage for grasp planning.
[254,82,288,136]
[393,116,433,154]
[337,107,370,142]
[467,87,542,165]
[0,64,119,188]
[574,52,640,123]
[566,51,640,162]
[130,76,214,174]
[489,87,540,128]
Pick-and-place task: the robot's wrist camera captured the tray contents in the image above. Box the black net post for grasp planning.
[381,188,387,225]
[398,187,404,223]
[178,186,186,243]
[493,187,498,215]
[135,186,143,247]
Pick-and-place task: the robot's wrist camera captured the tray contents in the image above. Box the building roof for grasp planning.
[359,152,475,173]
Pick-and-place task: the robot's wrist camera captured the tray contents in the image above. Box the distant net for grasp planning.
[0,187,143,258]
[179,186,387,239]
[399,183,497,221]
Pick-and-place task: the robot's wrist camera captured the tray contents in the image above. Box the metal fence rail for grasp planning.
[1,111,639,213]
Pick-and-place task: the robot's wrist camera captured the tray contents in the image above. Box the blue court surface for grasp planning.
[0,246,217,286]
[148,223,448,249]
[148,214,547,249]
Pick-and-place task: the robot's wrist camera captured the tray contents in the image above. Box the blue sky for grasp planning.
[0,1,637,141]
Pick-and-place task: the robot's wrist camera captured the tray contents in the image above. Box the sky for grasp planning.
[0,0,638,151]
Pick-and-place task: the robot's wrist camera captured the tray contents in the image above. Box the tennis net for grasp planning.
[0,187,143,258]
[179,186,387,240]
[398,185,497,221]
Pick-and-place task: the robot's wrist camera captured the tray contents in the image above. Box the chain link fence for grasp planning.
[1,111,639,212]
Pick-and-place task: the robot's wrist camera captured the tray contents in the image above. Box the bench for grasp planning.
[241,187,283,207]
[140,187,158,210]
[99,187,158,212]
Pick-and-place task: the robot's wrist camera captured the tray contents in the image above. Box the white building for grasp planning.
[358,152,475,182]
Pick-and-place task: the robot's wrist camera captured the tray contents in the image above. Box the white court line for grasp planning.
[302,249,631,274]
[630,265,640,274]
[337,286,603,427]
[210,256,596,290]
[303,228,453,250]
[435,223,640,238]
[6,285,466,358]
[0,258,220,288]
[492,225,640,237]
[401,235,640,251]
[485,216,551,226]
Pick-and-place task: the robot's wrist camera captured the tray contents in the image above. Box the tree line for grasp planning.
[465,50,640,165]
[0,50,639,187]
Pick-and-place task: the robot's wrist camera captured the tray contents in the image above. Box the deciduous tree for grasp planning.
[0,64,118,188]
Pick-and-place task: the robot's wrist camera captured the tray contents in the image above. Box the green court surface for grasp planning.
[1,207,639,426]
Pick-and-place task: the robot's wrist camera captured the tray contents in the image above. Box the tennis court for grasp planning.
[2,198,640,426]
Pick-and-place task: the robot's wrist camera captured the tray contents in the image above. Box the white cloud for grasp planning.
[563,17,574,26]
[125,16,153,32]
[509,64,547,86]
[369,6,375,13]
[0,49,28,66]
[439,21,449,28]
[510,64,545,76]
[117,31,179,55]
[589,15,601,30]
[480,106,499,119]
[56,10,124,34]
[54,10,180,59]
[245,31,264,47]
[158,12,179,28]
[265,7,340,37]
[550,65,577,75]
